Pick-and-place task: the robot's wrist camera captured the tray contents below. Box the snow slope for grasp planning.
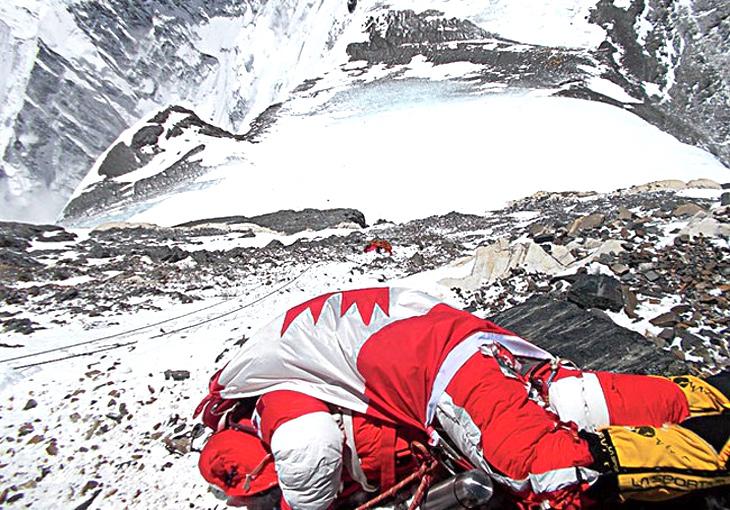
[128,87,728,227]
[2,181,729,508]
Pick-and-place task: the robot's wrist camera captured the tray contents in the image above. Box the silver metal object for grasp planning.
[421,470,496,510]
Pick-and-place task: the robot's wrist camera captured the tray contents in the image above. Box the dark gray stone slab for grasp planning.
[175,208,367,234]
[567,274,625,312]
[490,295,685,375]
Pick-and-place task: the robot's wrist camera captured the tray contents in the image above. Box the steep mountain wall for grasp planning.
[1,0,728,224]
[0,0,352,223]
[590,0,730,166]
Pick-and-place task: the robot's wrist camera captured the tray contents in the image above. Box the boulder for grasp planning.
[673,203,706,217]
[567,213,605,236]
[629,180,687,192]
[589,240,625,261]
[679,214,730,240]
[686,179,722,190]
[551,245,575,266]
[439,239,564,290]
[650,312,680,328]
[617,207,634,220]
[567,274,624,312]
[491,296,685,374]
[610,263,630,276]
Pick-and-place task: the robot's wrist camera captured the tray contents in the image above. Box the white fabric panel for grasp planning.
[340,410,377,493]
[219,288,439,414]
[480,332,554,360]
[548,373,610,431]
[435,392,493,475]
[427,334,485,426]
[270,412,344,510]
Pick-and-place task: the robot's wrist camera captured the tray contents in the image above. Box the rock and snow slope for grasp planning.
[1,0,729,224]
[0,0,351,223]
[60,84,728,227]
[1,180,729,508]
[1,0,729,508]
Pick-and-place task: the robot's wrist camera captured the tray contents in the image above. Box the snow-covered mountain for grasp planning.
[1,0,729,225]
[1,3,730,508]
[0,0,353,223]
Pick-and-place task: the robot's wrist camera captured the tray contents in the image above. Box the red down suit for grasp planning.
[216,287,692,508]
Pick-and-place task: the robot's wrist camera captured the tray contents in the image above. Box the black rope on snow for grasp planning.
[14,341,138,370]
[0,296,236,364]
[7,264,315,370]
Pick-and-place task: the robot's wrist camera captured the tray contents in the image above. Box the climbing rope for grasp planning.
[355,441,440,510]
[7,263,315,370]
[0,293,239,365]
[13,341,138,370]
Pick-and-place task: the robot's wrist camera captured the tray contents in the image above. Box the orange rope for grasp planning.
[355,441,439,510]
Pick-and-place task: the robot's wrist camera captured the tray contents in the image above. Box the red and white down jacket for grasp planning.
[218,287,549,431]
[252,389,418,509]
[214,287,689,509]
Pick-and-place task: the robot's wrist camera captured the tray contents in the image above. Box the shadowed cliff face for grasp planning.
[0,0,263,222]
[589,0,730,166]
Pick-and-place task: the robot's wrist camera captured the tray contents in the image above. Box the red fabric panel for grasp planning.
[445,353,593,480]
[280,292,335,335]
[378,424,396,489]
[357,303,518,431]
[594,372,690,426]
[279,496,292,510]
[340,288,390,326]
[353,414,385,483]
[256,390,330,444]
[280,287,391,335]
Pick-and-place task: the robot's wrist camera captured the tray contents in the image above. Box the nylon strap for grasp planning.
[379,424,397,489]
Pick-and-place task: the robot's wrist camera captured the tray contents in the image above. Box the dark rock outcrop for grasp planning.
[347,9,597,90]
[567,274,624,312]
[589,0,730,167]
[60,107,243,225]
[491,295,685,375]
[175,208,368,234]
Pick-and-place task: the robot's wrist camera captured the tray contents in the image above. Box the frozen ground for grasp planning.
[2,181,728,508]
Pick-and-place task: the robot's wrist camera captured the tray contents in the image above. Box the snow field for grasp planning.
[131,90,729,227]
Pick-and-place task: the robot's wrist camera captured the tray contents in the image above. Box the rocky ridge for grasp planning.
[5,1,730,224]
[1,181,729,508]
[4,180,729,373]
[60,106,248,225]
[590,0,730,166]
[346,5,730,167]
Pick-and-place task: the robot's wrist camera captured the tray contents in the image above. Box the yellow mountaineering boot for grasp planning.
[591,414,730,502]
[669,373,730,417]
